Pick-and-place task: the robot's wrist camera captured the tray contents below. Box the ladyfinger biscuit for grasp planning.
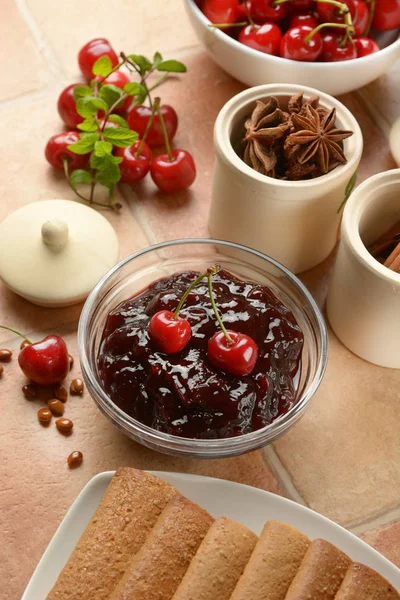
[335,563,400,600]
[46,468,177,600]
[172,516,258,600]
[230,520,310,600]
[285,538,352,600]
[109,495,214,600]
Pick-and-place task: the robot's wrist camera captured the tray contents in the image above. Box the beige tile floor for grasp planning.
[0,1,399,598]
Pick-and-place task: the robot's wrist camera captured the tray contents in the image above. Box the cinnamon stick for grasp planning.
[384,241,400,273]
[368,220,400,258]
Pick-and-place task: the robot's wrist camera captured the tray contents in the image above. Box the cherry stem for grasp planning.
[155,96,173,161]
[173,271,209,318]
[209,21,248,29]
[0,325,32,344]
[304,21,350,44]
[207,270,233,346]
[148,72,169,92]
[363,0,375,36]
[135,98,159,158]
[245,1,256,28]
[63,157,91,203]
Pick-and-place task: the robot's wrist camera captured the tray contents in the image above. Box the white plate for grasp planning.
[23,471,400,598]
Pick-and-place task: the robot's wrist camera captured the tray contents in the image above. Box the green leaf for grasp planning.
[157,59,187,73]
[153,51,163,66]
[108,114,129,128]
[99,83,123,108]
[69,169,93,191]
[77,117,98,132]
[103,127,138,148]
[73,85,92,101]
[91,153,121,183]
[94,140,113,157]
[123,82,142,96]
[76,96,108,118]
[134,85,148,106]
[337,171,357,213]
[91,153,122,171]
[67,132,99,154]
[127,54,152,76]
[92,55,113,77]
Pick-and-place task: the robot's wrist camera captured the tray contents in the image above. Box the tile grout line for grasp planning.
[263,445,308,506]
[15,0,65,80]
[119,184,158,246]
[348,505,400,536]
[354,88,392,138]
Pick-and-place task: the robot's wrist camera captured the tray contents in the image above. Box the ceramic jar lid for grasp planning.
[0,199,119,307]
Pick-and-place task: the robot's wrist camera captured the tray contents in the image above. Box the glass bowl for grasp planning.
[78,239,328,458]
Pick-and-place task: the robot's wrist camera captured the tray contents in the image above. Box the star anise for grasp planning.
[242,98,291,176]
[284,104,353,175]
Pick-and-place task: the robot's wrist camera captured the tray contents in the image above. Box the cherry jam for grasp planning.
[98,269,304,439]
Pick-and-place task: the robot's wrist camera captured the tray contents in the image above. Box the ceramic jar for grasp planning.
[209,84,363,274]
[326,169,400,369]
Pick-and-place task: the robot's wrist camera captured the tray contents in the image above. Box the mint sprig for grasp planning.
[63,49,187,209]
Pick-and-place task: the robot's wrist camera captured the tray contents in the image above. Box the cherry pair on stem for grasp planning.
[149,266,259,376]
[0,326,69,385]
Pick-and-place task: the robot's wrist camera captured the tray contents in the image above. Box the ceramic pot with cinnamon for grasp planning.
[326,169,400,369]
[209,84,363,274]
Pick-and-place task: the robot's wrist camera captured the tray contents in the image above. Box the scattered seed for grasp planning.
[70,377,84,395]
[53,384,68,402]
[56,417,73,433]
[38,408,52,424]
[22,384,37,399]
[0,349,12,362]
[67,451,83,468]
[20,340,31,350]
[0,364,3,376]
[48,398,65,416]
[69,354,74,371]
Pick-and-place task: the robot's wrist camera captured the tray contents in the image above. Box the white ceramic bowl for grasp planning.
[185,0,400,96]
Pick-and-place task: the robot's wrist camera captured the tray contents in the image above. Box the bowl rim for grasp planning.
[78,238,328,455]
[185,0,400,67]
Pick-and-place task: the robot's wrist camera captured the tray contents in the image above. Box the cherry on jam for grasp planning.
[98,269,304,439]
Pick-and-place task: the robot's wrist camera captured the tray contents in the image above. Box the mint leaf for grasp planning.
[123,82,142,96]
[153,51,163,66]
[91,153,122,171]
[91,154,121,183]
[76,96,108,118]
[134,85,148,106]
[100,83,123,108]
[103,127,138,148]
[127,54,152,76]
[94,140,113,157]
[92,55,113,77]
[108,114,129,128]
[69,169,93,191]
[77,117,98,132]
[157,59,187,73]
[67,133,99,154]
[73,85,92,101]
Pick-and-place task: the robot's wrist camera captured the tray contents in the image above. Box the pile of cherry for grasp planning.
[197,0,400,62]
[45,38,196,203]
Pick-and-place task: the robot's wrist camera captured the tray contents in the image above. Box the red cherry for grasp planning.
[353,0,369,36]
[202,0,239,22]
[289,0,316,11]
[207,330,258,376]
[321,32,357,60]
[151,149,196,193]
[18,335,69,385]
[280,25,322,61]
[250,0,289,23]
[354,36,380,57]
[149,310,192,354]
[127,105,178,147]
[289,12,319,28]
[97,70,132,113]
[317,0,356,24]
[45,131,88,170]
[238,23,282,55]
[237,0,252,19]
[78,38,119,81]
[57,84,84,128]
[372,0,400,31]
[114,140,152,183]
